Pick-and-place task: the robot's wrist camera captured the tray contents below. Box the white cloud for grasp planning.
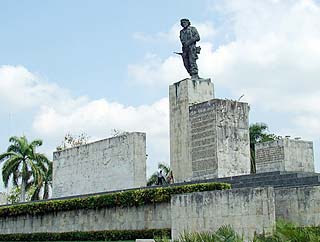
[128,54,187,87]
[133,21,216,43]
[33,98,170,171]
[0,65,169,176]
[129,0,320,140]
[0,65,87,111]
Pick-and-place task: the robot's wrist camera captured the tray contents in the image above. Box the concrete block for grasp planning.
[171,187,275,240]
[52,132,147,197]
[170,78,214,182]
[255,138,314,173]
[169,78,250,182]
[275,185,320,226]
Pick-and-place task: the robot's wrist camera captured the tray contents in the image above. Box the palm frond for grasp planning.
[0,151,20,162]
[7,144,20,153]
[34,153,50,168]
[158,163,170,175]
[8,136,20,144]
[28,160,43,187]
[2,156,21,187]
[30,139,43,148]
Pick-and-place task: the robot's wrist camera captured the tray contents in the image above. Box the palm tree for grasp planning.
[30,160,52,200]
[249,123,279,173]
[0,136,49,202]
[147,163,171,186]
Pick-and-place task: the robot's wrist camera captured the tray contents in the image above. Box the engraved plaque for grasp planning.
[189,100,218,178]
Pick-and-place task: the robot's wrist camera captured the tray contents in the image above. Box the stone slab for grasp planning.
[275,185,320,226]
[256,138,314,173]
[171,187,275,240]
[52,132,146,198]
[189,99,250,179]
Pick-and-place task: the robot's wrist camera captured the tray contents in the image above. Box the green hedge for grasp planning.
[0,228,171,241]
[0,182,230,218]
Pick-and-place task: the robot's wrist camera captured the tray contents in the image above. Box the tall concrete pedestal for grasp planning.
[169,78,214,183]
[169,78,250,183]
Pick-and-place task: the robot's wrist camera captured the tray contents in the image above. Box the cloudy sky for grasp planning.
[1,0,320,192]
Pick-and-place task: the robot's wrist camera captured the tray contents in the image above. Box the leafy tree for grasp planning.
[56,132,89,151]
[249,123,280,173]
[147,163,171,186]
[0,136,49,202]
[7,186,20,204]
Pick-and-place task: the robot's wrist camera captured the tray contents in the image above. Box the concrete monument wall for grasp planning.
[255,138,314,173]
[189,99,250,180]
[169,78,214,183]
[3,185,320,237]
[52,132,146,198]
[275,185,320,226]
[0,203,170,234]
[171,187,275,240]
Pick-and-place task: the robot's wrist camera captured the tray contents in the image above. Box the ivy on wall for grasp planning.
[0,228,171,241]
[0,182,230,218]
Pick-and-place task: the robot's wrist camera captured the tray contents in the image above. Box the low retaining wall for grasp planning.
[2,184,320,240]
[171,187,275,240]
[0,203,171,234]
[275,185,320,226]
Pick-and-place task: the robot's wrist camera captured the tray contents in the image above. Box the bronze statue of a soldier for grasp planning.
[178,18,201,79]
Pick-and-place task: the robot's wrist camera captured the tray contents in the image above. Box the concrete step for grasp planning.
[232,175,320,188]
[170,171,320,190]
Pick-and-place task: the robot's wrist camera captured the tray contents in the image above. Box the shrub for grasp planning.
[0,228,171,241]
[0,182,230,218]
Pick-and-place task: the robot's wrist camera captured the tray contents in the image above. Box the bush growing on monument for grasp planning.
[0,182,231,218]
[0,228,171,241]
[56,132,90,151]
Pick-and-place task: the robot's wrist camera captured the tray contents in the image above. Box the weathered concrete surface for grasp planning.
[275,185,320,226]
[0,203,170,234]
[190,99,250,180]
[170,78,214,183]
[171,187,275,240]
[0,193,7,205]
[52,132,146,198]
[256,138,314,173]
[4,184,320,237]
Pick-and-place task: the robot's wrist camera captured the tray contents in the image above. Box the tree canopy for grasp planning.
[249,123,280,173]
[0,136,50,202]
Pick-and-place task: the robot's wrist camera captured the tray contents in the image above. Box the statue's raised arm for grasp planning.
[178,19,201,79]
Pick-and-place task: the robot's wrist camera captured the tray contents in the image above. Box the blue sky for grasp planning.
[1,0,320,192]
[0,0,210,103]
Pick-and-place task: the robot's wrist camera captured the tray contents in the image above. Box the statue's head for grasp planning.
[180,18,190,28]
